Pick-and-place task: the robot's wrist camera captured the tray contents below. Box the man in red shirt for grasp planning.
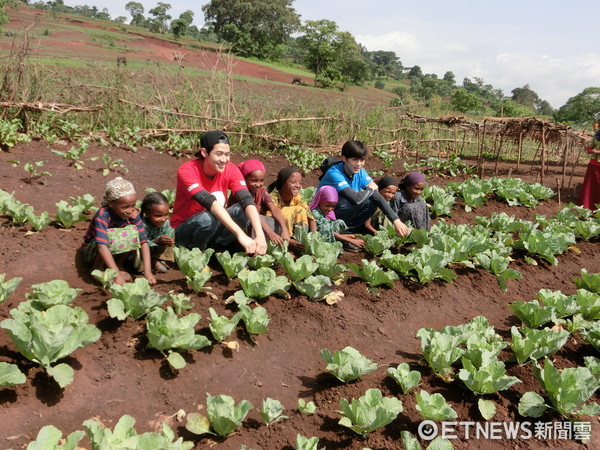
[172,131,267,255]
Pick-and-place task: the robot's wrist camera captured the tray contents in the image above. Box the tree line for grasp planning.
[4,0,600,127]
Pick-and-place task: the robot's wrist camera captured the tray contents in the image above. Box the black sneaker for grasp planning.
[342,241,360,253]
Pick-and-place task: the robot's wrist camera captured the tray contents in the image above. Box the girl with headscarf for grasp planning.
[228,159,290,246]
[389,171,431,230]
[267,168,316,252]
[82,177,156,286]
[309,185,365,250]
[364,176,399,234]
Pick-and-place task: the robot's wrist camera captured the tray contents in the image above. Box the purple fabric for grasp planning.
[309,185,338,220]
[401,171,426,187]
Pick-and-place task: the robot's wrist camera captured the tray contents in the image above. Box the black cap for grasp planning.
[196,131,229,157]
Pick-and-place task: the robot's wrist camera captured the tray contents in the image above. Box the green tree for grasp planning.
[451,88,483,113]
[171,10,194,39]
[0,0,11,33]
[443,71,456,86]
[202,0,300,59]
[125,1,145,27]
[511,84,539,111]
[555,87,600,126]
[298,19,340,78]
[368,50,403,79]
[534,99,554,116]
[499,100,534,117]
[148,2,171,34]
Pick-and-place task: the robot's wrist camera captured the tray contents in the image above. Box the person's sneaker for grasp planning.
[342,242,360,253]
[154,260,168,273]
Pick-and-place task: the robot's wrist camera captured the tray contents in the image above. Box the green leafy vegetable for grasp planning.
[238,267,291,300]
[279,253,319,282]
[293,275,335,301]
[508,300,555,328]
[239,304,270,335]
[26,279,82,309]
[509,326,569,365]
[573,268,600,293]
[320,346,378,383]
[296,434,319,450]
[1,304,101,387]
[54,200,88,228]
[0,361,26,388]
[107,278,168,320]
[415,390,458,421]
[259,397,288,425]
[337,388,403,437]
[215,250,250,279]
[26,425,84,450]
[348,259,398,293]
[357,230,396,256]
[186,393,253,436]
[185,266,212,293]
[91,269,118,290]
[0,273,22,303]
[174,246,214,278]
[208,307,241,342]
[387,363,421,394]
[297,399,317,415]
[458,354,521,395]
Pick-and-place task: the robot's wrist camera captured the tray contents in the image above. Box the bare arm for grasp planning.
[264,202,291,241]
[243,203,267,255]
[140,242,156,285]
[208,201,258,254]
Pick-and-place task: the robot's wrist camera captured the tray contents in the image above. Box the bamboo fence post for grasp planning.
[516,131,523,173]
[540,122,547,184]
[560,136,569,189]
[494,132,505,174]
[477,120,486,178]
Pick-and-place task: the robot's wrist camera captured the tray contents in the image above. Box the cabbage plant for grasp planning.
[0,362,26,388]
[0,304,101,387]
[0,273,21,303]
[186,393,253,437]
[337,388,402,437]
[107,278,168,320]
[320,346,378,383]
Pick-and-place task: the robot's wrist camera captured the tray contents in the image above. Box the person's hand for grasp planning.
[350,236,365,248]
[145,272,157,285]
[238,233,258,255]
[157,235,174,246]
[254,236,267,255]
[366,181,379,190]
[266,229,284,247]
[280,228,291,242]
[115,271,132,286]
[288,238,305,254]
[394,220,409,237]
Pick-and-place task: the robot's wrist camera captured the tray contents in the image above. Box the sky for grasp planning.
[63,0,600,109]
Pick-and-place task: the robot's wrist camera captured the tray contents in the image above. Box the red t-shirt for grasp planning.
[171,160,247,228]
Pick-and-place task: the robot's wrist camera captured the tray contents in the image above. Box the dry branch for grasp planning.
[0,101,102,113]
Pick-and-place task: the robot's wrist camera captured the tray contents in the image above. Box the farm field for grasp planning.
[0,139,598,450]
[0,4,599,450]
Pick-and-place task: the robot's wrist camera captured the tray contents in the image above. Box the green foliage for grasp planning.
[337,388,403,437]
[423,184,455,217]
[54,200,88,228]
[144,187,175,205]
[573,268,600,294]
[277,142,323,174]
[509,326,569,365]
[146,307,211,354]
[185,267,213,294]
[0,273,22,303]
[555,87,600,127]
[1,304,101,387]
[0,361,26,388]
[208,307,241,342]
[474,248,521,292]
[51,141,89,169]
[531,358,600,417]
[215,250,250,279]
[297,399,317,415]
[26,425,84,450]
[380,248,456,285]
[320,346,378,383]
[415,390,458,421]
[296,434,319,450]
[259,397,288,425]
[84,414,193,450]
[387,363,421,394]
[514,228,576,266]
[107,278,168,320]
[451,88,482,113]
[23,161,51,184]
[186,393,253,436]
[0,118,31,150]
[293,275,336,301]
[91,269,118,290]
[174,246,214,278]
[458,354,521,395]
[237,267,291,300]
[239,304,270,335]
[357,230,396,256]
[278,253,318,282]
[508,300,555,328]
[348,258,398,293]
[25,279,81,309]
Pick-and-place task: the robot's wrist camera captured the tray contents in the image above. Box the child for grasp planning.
[390,171,431,230]
[229,159,290,246]
[141,191,175,273]
[267,167,316,253]
[310,185,365,251]
[364,176,398,234]
[82,177,156,286]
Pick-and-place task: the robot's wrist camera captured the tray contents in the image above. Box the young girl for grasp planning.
[82,177,156,286]
[390,171,431,231]
[230,160,290,246]
[267,168,316,253]
[310,185,365,251]
[364,176,398,234]
[141,191,175,273]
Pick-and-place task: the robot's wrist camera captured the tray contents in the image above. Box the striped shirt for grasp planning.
[83,206,148,246]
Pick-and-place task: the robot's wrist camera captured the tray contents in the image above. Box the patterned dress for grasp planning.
[268,189,313,235]
[390,189,431,231]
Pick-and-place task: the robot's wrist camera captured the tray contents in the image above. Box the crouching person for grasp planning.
[171,131,267,255]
